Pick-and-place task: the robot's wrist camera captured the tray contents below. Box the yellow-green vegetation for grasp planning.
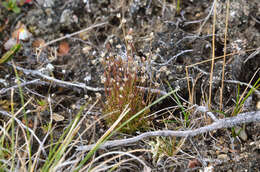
[232,77,260,116]
[149,136,186,164]
[102,55,154,133]
[0,44,21,64]
[176,0,181,15]
[2,0,21,13]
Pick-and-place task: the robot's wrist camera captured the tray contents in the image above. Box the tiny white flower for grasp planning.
[129,94,134,98]
[109,39,113,44]
[166,70,171,75]
[18,27,32,41]
[84,95,89,99]
[46,63,54,72]
[141,76,146,83]
[91,59,96,65]
[111,78,115,83]
[101,76,106,83]
[100,51,106,58]
[127,45,131,51]
[125,35,133,40]
[159,66,167,72]
[82,46,92,53]
[152,55,157,60]
[95,93,101,99]
[84,75,91,82]
[141,66,146,73]
[154,82,160,87]
[116,44,122,49]
[132,66,137,72]
[122,18,127,23]
[133,61,139,67]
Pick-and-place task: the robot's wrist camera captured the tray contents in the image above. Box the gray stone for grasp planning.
[235,126,248,141]
[217,154,230,161]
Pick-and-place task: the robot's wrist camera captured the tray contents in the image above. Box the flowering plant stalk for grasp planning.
[102,55,153,133]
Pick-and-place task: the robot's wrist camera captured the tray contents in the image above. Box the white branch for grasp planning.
[40,22,108,48]
[10,65,169,95]
[77,111,260,151]
[13,65,104,92]
[0,79,40,94]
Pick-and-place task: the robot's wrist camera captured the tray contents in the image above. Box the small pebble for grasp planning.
[235,126,248,141]
[217,154,230,161]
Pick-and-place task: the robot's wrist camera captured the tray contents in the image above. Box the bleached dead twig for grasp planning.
[244,47,260,63]
[77,111,260,151]
[154,49,193,66]
[0,79,40,94]
[40,22,108,48]
[137,86,168,96]
[0,109,47,156]
[189,66,260,96]
[195,105,219,122]
[9,65,169,95]
[225,79,260,96]
[13,65,104,92]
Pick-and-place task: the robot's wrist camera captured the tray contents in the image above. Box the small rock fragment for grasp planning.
[52,113,65,122]
[217,154,230,161]
[58,41,70,56]
[60,9,74,26]
[82,45,92,54]
[4,38,17,50]
[41,0,55,7]
[32,38,45,48]
[188,159,202,168]
[12,24,32,41]
[234,126,248,141]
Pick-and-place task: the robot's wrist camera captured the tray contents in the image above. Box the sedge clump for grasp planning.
[102,55,154,134]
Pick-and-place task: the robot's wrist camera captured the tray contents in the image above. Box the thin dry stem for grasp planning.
[87,149,150,172]
[208,0,217,108]
[40,22,108,48]
[220,0,230,110]
[186,48,258,68]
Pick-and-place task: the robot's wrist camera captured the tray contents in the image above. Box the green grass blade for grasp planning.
[0,44,21,64]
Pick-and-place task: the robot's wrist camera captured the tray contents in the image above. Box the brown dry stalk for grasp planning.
[208,0,217,108]
[220,0,230,110]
